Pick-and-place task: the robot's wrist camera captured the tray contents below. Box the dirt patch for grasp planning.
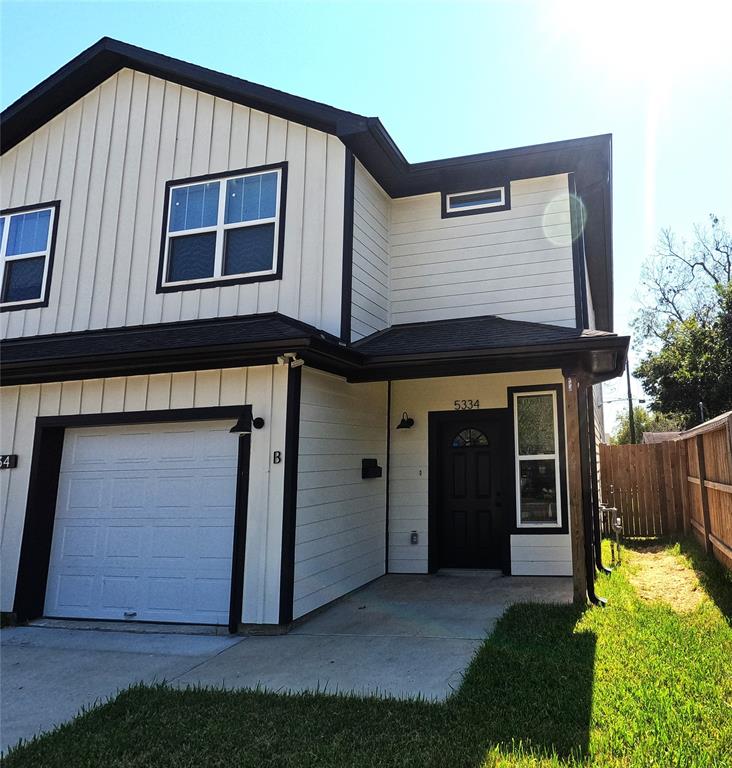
[627,547,706,612]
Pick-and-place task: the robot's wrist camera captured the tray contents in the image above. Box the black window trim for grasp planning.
[440,182,511,219]
[156,161,288,294]
[0,200,61,313]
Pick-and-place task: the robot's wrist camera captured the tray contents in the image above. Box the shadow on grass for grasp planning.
[676,537,732,623]
[454,602,596,765]
[4,602,597,768]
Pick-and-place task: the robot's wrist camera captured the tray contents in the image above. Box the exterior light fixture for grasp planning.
[230,413,265,433]
[396,411,414,429]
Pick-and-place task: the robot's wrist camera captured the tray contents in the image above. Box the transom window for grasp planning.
[0,202,59,310]
[452,428,489,448]
[513,391,562,527]
[443,186,509,218]
[159,163,286,291]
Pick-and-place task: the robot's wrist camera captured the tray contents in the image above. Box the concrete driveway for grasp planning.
[1,571,571,752]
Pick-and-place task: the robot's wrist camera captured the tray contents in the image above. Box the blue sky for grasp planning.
[2,1,731,430]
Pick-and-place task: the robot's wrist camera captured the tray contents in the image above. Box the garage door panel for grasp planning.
[45,420,239,625]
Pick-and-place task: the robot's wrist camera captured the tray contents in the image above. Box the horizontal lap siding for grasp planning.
[389,370,569,574]
[510,535,572,576]
[0,70,346,340]
[293,368,387,619]
[351,162,390,340]
[390,174,576,327]
[0,365,288,624]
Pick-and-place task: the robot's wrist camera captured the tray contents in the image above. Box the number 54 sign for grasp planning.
[0,455,18,469]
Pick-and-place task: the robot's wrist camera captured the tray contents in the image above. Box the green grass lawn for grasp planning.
[4,539,731,768]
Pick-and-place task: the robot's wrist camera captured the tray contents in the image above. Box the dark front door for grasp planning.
[432,411,509,570]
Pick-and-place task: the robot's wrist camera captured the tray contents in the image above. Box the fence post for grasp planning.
[695,435,713,554]
[678,439,691,535]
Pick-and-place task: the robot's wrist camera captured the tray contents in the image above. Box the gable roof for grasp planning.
[0,37,614,331]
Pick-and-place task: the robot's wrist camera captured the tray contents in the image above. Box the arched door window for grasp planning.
[451,428,489,448]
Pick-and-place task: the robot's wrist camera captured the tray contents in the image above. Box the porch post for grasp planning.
[564,373,588,603]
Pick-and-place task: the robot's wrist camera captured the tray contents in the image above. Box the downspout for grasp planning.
[588,385,611,575]
[385,380,391,574]
[578,378,605,606]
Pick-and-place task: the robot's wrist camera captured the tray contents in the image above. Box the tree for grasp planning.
[632,215,732,426]
[610,406,685,445]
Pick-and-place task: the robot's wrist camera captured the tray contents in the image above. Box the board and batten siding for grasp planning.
[294,368,387,619]
[390,174,576,327]
[389,370,571,576]
[0,69,346,340]
[0,365,289,624]
[351,161,390,341]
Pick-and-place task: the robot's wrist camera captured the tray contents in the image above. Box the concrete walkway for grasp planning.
[1,572,571,751]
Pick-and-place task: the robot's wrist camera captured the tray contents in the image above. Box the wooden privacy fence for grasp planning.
[599,441,686,537]
[599,411,732,572]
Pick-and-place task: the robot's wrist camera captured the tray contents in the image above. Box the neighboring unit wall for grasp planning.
[389,369,572,576]
[351,161,390,340]
[0,365,289,624]
[390,174,576,327]
[294,368,387,619]
[0,69,346,340]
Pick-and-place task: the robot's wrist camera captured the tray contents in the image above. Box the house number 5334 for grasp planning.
[454,399,480,410]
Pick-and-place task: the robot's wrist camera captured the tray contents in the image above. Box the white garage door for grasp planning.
[44,420,240,625]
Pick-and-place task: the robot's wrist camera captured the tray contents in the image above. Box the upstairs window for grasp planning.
[513,390,562,528]
[158,163,287,292]
[1,202,59,311]
[442,185,510,218]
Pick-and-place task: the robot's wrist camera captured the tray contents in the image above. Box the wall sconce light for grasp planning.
[230,413,265,433]
[396,411,414,429]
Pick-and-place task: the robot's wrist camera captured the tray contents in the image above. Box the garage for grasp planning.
[43,420,240,626]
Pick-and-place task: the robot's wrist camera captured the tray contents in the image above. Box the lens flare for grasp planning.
[542,192,585,246]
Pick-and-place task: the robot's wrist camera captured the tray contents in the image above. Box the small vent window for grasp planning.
[452,428,489,448]
[444,186,507,217]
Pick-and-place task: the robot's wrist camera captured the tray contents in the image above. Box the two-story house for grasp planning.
[0,39,629,632]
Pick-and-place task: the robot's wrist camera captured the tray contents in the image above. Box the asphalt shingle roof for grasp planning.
[353,315,615,357]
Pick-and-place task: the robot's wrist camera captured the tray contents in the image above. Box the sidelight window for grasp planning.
[513,391,561,527]
[159,163,286,291]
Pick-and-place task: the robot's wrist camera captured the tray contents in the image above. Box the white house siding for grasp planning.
[294,368,387,619]
[0,365,290,625]
[389,369,572,576]
[0,69,346,340]
[351,161,390,340]
[390,174,576,327]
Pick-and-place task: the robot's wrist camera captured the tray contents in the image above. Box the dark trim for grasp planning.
[440,183,511,219]
[33,405,247,429]
[1,200,61,313]
[577,378,604,605]
[13,405,251,627]
[340,150,355,343]
[427,407,512,574]
[587,386,608,574]
[1,310,630,388]
[155,162,288,294]
[278,363,302,625]
[569,173,590,328]
[229,431,252,633]
[506,384,570,536]
[385,380,392,573]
